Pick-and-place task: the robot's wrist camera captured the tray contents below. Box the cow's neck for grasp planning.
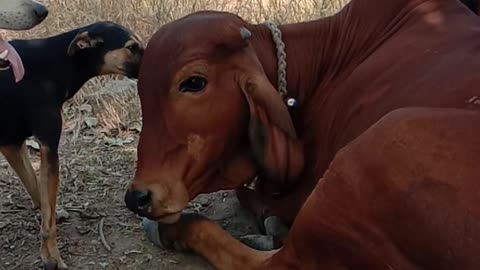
[249,19,331,109]
[247,0,453,220]
[249,8,373,181]
[17,29,98,104]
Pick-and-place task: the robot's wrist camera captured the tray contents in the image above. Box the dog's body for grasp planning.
[0,22,143,270]
[0,24,141,146]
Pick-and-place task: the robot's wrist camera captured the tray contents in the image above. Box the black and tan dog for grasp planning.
[0,22,143,270]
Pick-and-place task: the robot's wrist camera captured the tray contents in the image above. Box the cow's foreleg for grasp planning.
[143,213,276,270]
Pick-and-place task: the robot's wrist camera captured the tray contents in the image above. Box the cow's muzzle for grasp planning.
[124,190,152,217]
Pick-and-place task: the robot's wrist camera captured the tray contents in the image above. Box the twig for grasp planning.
[64,208,84,213]
[99,217,112,251]
[0,209,22,214]
[69,252,96,257]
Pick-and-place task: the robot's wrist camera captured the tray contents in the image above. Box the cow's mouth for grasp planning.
[154,211,182,224]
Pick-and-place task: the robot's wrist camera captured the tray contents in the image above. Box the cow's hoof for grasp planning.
[142,217,189,251]
[264,216,289,238]
[240,234,276,250]
[240,216,289,250]
[142,214,207,252]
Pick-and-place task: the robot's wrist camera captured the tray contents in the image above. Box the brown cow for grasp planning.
[126,0,480,268]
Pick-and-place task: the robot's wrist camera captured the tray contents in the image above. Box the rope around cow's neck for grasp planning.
[264,21,297,108]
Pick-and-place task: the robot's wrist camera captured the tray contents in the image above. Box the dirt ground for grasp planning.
[0,80,260,270]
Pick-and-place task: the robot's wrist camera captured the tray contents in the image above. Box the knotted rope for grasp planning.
[264,21,288,98]
[264,21,296,107]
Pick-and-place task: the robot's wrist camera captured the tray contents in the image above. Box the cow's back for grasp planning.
[316,1,480,153]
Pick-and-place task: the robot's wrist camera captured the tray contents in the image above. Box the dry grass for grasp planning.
[1,0,347,139]
[7,0,346,40]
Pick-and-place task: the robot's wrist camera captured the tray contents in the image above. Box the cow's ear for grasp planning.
[239,73,304,195]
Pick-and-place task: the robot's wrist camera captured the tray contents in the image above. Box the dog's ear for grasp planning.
[67,31,104,56]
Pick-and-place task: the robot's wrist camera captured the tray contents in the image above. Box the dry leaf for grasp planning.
[128,121,142,132]
[79,104,92,113]
[85,117,98,128]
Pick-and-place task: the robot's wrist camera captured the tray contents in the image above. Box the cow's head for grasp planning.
[125,11,303,223]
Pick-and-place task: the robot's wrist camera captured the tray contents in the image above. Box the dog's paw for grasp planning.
[42,257,68,270]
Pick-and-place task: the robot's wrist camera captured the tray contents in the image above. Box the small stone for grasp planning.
[56,209,70,222]
[142,218,161,247]
[75,225,91,235]
[80,210,99,220]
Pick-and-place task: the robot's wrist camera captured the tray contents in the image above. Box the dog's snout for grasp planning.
[125,190,152,216]
[33,3,48,21]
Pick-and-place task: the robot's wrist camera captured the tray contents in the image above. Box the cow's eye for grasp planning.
[179,76,207,93]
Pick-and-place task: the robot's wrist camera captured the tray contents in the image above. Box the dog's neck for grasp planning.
[13,27,98,103]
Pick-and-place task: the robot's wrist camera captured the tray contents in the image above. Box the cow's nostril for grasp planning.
[125,190,152,216]
[136,190,151,209]
[33,4,49,21]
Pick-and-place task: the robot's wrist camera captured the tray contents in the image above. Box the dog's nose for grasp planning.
[125,190,152,216]
[33,3,49,21]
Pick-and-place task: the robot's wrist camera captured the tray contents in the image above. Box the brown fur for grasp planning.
[129,0,480,268]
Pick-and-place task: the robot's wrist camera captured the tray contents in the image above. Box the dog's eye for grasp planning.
[179,76,207,93]
[126,43,139,51]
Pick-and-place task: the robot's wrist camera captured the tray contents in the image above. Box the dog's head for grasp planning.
[67,21,144,78]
